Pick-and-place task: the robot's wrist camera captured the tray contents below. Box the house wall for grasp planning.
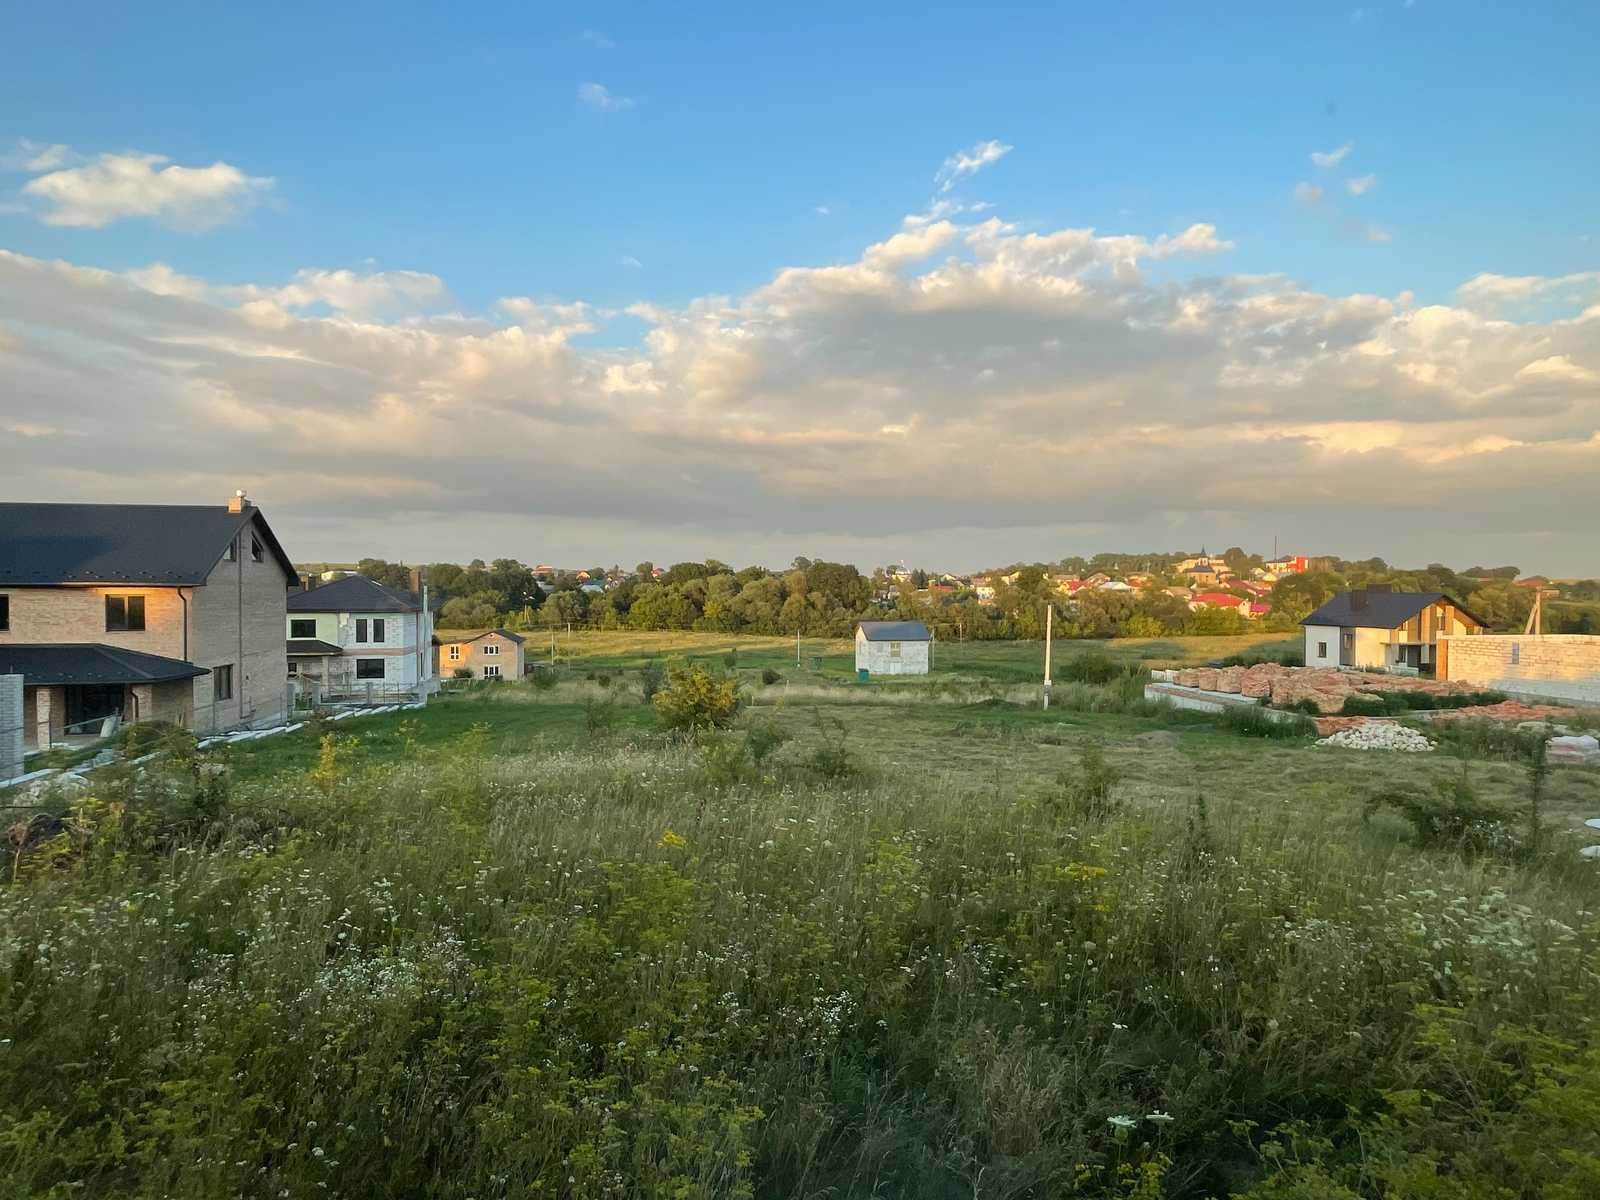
[288,608,437,692]
[189,517,291,733]
[0,674,21,779]
[0,585,188,658]
[854,632,931,675]
[1439,634,1600,703]
[1304,626,1341,667]
[437,632,525,679]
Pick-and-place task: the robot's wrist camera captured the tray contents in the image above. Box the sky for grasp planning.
[2,1,1598,574]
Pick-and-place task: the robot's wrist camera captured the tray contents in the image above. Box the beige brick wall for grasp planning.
[190,517,291,732]
[0,585,187,657]
[1440,634,1600,703]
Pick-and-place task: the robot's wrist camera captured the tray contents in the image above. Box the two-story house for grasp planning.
[433,629,526,680]
[0,493,296,748]
[286,573,435,699]
[1302,586,1485,672]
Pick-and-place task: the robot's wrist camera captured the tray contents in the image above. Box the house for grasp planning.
[434,629,526,679]
[855,620,932,676]
[970,576,997,603]
[1301,587,1485,672]
[286,573,435,700]
[1181,557,1232,587]
[0,492,295,749]
[1264,555,1308,576]
[1189,592,1252,615]
[1096,580,1135,593]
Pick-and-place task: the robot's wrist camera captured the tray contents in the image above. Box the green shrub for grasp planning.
[583,697,618,736]
[1218,705,1315,740]
[639,659,665,703]
[652,662,741,732]
[698,732,748,788]
[1058,651,1120,685]
[1055,742,1118,819]
[723,648,739,668]
[745,720,788,765]
[1364,765,1516,851]
[761,667,782,686]
[1429,718,1547,762]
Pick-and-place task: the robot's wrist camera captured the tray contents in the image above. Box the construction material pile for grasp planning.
[1171,663,1488,714]
[1316,722,1435,752]
[1550,735,1600,766]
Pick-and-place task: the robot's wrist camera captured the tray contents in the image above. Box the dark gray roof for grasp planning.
[857,620,932,641]
[1301,590,1485,630]
[0,643,209,686]
[287,574,420,613]
[286,638,344,656]
[0,502,295,585]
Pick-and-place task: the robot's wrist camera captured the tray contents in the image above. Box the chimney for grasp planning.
[1351,588,1368,612]
[301,573,316,592]
[227,488,250,514]
[408,566,423,598]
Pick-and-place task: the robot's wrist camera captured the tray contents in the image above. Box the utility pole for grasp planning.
[796,629,802,668]
[1043,602,1053,710]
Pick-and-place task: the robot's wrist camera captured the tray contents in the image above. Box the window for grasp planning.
[214,664,233,702]
[447,645,460,661]
[289,619,316,638]
[251,536,263,563]
[0,594,8,631]
[224,538,237,562]
[1317,641,1328,659]
[482,642,499,655]
[356,618,368,642]
[105,595,146,632]
[482,664,501,678]
[371,618,385,644]
[1511,643,1521,665]
[287,660,299,676]
[889,642,902,658]
[356,658,385,680]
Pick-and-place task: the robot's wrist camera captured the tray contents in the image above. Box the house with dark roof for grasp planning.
[1301,586,1485,672]
[433,629,526,680]
[286,573,436,700]
[0,492,296,748]
[855,620,932,676]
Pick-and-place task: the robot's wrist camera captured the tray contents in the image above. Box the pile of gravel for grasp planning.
[1316,721,1435,753]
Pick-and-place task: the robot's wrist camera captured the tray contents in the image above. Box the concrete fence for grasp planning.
[1439,634,1600,705]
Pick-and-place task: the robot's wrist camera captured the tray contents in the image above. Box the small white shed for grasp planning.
[855,620,932,676]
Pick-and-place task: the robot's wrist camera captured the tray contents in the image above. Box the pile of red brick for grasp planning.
[1426,701,1575,725]
[1171,663,1487,715]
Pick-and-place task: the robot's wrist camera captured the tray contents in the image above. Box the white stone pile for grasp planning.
[1316,722,1435,752]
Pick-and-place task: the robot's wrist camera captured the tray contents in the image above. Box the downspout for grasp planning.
[179,588,191,661]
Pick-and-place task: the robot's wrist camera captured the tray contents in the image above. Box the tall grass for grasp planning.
[3,721,1599,1197]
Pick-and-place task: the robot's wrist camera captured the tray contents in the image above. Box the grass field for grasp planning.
[6,634,1600,1197]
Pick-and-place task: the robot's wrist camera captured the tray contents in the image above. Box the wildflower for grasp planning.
[657,830,687,849]
[1145,1111,1174,1123]
[1107,1114,1136,1130]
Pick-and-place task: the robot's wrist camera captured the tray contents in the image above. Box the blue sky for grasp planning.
[2,2,1599,572]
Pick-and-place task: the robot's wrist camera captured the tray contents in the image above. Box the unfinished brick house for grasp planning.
[0,493,296,749]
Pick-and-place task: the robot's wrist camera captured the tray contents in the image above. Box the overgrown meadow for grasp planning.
[5,655,1600,1198]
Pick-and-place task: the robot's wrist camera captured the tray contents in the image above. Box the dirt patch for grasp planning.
[1132,730,1182,749]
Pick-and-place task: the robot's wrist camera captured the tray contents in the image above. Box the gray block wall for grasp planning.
[0,674,22,781]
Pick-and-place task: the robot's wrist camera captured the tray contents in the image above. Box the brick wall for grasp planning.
[1440,634,1600,704]
[190,514,291,732]
[0,674,22,779]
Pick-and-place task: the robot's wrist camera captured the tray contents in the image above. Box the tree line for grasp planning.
[341,554,1600,640]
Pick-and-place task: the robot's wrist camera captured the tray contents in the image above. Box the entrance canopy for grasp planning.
[0,643,209,686]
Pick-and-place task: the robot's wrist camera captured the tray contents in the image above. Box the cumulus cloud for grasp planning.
[578,82,634,112]
[2,197,1598,569]
[1346,173,1377,195]
[21,150,272,230]
[935,139,1012,193]
[1457,270,1600,313]
[1311,142,1353,168]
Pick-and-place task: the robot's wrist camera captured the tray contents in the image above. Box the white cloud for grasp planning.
[620,255,642,269]
[0,138,76,172]
[1346,174,1377,195]
[578,82,634,112]
[815,205,831,217]
[1311,142,1353,169]
[3,198,1598,569]
[1294,182,1324,206]
[21,150,272,230]
[935,139,1012,193]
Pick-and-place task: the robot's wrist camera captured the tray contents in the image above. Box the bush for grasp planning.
[761,667,782,686]
[1365,765,1516,852]
[583,698,618,736]
[639,660,665,703]
[652,663,742,733]
[1217,705,1315,740]
[1058,651,1120,685]
[1429,719,1547,762]
[723,648,739,669]
[745,720,788,765]
[1218,647,1305,668]
[804,713,861,781]
[1055,742,1118,819]
[117,720,184,759]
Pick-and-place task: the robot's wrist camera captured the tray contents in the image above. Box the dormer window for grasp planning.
[251,536,263,563]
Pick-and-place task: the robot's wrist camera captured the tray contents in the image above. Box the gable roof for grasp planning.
[0,643,210,686]
[857,620,932,641]
[0,502,295,586]
[287,573,420,613]
[1301,590,1484,630]
[433,628,525,645]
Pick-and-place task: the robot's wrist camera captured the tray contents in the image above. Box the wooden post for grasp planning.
[1043,603,1053,709]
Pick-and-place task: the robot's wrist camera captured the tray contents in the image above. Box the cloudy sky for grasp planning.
[2,3,1598,574]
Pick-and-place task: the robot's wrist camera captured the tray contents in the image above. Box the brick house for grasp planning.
[434,629,526,679]
[0,493,296,748]
[1302,587,1485,672]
